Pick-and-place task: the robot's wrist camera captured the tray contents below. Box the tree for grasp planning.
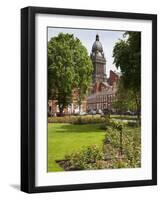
[74,43,93,113]
[48,33,93,115]
[112,79,137,114]
[113,32,141,119]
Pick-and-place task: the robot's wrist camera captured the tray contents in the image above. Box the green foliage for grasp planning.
[112,79,138,112]
[73,116,105,124]
[104,119,141,168]
[113,32,141,91]
[65,145,104,170]
[109,120,124,131]
[73,42,93,113]
[127,121,139,127]
[104,115,125,130]
[61,119,141,170]
[113,32,141,119]
[99,124,108,130]
[104,125,141,168]
[111,115,137,120]
[48,33,93,114]
[48,115,105,124]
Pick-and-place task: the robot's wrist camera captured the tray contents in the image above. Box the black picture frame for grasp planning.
[21,6,157,193]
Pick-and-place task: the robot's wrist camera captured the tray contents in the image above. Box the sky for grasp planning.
[48,27,125,78]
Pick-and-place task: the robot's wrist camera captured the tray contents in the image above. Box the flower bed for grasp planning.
[56,124,141,171]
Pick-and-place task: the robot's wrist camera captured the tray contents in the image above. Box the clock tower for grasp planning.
[90,34,107,83]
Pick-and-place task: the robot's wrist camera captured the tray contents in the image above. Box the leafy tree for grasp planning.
[74,43,93,113]
[48,33,93,115]
[113,79,137,114]
[113,32,141,119]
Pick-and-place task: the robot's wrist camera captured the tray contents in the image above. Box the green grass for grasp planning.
[48,123,106,172]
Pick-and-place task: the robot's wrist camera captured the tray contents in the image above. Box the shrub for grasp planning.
[111,115,137,121]
[72,116,105,124]
[127,121,139,127]
[48,115,105,124]
[103,125,141,168]
[64,145,104,170]
[99,124,107,130]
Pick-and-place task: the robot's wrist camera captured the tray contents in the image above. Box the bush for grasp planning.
[127,121,139,127]
[103,125,141,168]
[111,115,137,121]
[48,116,72,123]
[65,145,104,170]
[99,124,107,130]
[73,116,105,124]
[48,115,105,124]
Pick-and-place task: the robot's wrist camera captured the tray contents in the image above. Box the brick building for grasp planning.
[48,88,87,116]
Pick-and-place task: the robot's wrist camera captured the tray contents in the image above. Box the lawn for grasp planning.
[48,123,106,172]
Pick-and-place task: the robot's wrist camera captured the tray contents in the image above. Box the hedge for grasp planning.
[48,115,105,124]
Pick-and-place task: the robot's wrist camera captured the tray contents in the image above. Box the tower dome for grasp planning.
[92,34,103,52]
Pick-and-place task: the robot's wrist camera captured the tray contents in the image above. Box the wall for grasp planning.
[0,0,160,199]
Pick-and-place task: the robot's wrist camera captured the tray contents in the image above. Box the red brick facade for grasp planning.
[108,70,120,86]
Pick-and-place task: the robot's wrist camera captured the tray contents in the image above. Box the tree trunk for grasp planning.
[78,93,82,115]
[79,104,81,114]
[134,92,141,124]
[59,105,64,116]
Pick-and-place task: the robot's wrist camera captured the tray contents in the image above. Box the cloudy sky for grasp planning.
[48,27,125,77]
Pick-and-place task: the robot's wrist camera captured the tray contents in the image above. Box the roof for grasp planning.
[92,34,103,53]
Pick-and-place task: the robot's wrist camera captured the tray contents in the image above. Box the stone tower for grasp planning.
[90,34,107,83]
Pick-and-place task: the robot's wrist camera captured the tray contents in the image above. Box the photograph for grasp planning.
[21,6,157,193]
[47,27,141,172]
